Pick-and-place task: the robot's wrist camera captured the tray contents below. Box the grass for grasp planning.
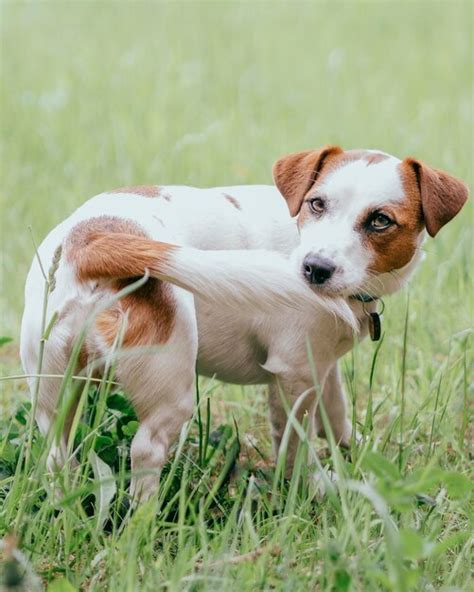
[0,1,473,591]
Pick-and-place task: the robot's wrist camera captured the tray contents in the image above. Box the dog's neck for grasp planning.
[349,292,379,303]
[342,238,425,338]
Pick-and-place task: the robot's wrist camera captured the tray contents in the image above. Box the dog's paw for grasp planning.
[337,423,362,452]
[309,467,339,499]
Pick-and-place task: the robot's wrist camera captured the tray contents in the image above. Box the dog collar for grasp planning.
[350,293,380,303]
[349,293,383,341]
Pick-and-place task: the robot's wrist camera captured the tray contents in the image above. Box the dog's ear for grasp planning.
[403,158,468,237]
[273,146,343,216]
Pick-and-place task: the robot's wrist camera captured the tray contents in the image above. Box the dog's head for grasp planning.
[274,146,468,298]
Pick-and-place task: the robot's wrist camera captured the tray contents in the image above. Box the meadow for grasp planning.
[0,1,472,591]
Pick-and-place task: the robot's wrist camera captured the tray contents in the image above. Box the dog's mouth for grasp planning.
[304,275,373,301]
[303,277,350,299]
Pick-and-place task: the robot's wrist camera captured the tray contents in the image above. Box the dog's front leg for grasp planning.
[268,378,318,478]
[315,363,352,448]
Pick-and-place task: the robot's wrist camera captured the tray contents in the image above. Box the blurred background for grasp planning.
[1,1,472,336]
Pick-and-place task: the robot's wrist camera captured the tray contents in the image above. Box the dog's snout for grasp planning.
[302,255,336,285]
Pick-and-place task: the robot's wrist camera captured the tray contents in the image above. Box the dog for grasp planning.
[20,146,468,500]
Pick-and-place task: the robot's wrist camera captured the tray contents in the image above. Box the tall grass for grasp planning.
[1,1,472,590]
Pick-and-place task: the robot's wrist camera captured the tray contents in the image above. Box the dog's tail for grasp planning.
[72,231,357,327]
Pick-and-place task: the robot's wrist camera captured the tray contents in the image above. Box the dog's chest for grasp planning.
[194,298,358,385]
[195,300,270,384]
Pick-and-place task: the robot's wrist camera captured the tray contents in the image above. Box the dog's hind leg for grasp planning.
[95,283,198,502]
[20,300,89,475]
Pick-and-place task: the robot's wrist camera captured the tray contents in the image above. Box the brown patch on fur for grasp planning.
[65,216,146,258]
[402,158,468,237]
[96,278,175,348]
[65,216,177,348]
[65,216,176,281]
[78,342,89,371]
[273,146,344,216]
[74,232,176,283]
[108,185,172,200]
[108,185,161,197]
[358,173,424,273]
[344,150,390,166]
[223,193,241,210]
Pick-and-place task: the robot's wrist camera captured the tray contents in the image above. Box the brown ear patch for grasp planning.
[273,146,344,216]
[108,185,172,200]
[401,159,468,237]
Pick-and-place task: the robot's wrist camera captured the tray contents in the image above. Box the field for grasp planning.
[0,1,472,591]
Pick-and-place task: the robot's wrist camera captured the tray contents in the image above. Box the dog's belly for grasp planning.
[195,302,271,385]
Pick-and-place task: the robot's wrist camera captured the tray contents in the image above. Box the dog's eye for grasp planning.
[369,213,393,230]
[309,197,325,215]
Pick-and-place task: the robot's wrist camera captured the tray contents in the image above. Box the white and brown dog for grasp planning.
[20,146,468,499]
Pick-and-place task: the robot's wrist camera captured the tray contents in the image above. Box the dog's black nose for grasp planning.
[303,255,336,285]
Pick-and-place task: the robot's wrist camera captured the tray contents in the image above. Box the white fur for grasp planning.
[20,157,424,500]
